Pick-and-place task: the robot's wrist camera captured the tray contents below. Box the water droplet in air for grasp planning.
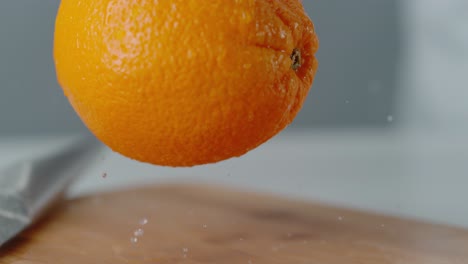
[130,237,138,244]
[338,216,344,221]
[202,224,208,228]
[134,228,144,237]
[139,218,148,225]
[387,115,394,122]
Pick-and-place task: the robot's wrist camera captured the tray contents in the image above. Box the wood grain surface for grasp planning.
[1,184,467,264]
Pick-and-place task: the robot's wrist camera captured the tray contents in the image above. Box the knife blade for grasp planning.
[0,135,103,247]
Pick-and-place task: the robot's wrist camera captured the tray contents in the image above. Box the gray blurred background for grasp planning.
[1,0,399,135]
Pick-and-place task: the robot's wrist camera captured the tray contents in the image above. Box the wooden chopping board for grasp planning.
[1,184,467,264]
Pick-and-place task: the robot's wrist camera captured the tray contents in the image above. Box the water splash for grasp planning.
[134,228,144,237]
[139,218,148,226]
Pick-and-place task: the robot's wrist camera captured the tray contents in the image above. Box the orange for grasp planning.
[54,0,319,167]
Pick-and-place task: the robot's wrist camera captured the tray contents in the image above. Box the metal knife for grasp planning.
[0,135,103,247]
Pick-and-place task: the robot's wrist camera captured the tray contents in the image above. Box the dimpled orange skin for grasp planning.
[54,0,318,167]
